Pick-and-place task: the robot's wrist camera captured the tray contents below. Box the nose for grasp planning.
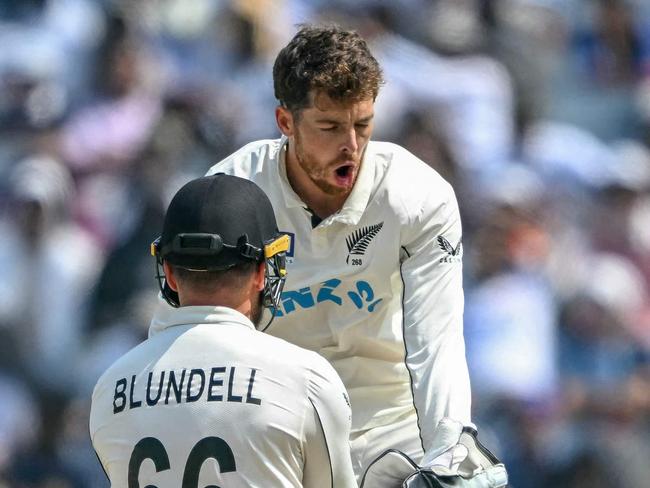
[340,128,359,155]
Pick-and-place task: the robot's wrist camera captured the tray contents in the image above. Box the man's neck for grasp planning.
[179,293,253,321]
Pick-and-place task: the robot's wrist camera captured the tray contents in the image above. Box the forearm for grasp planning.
[400,186,472,452]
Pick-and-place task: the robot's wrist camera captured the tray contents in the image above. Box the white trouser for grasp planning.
[350,413,425,482]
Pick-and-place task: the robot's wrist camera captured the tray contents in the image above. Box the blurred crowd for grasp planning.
[0,0,648,486]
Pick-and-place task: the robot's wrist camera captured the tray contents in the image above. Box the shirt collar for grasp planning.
[276,136,308,209]
[148,298,256,338]
[276,136,376,226]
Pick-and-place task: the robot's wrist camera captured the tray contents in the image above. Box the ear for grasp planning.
[163,261,179,292]
[275,106,295,137]
[253,262,266,292]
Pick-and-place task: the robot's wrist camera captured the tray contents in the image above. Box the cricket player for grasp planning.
[90,174,357,487]
[203,25,508,487]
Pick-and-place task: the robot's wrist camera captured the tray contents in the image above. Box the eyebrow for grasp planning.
[315,115,375,124]
[356,115,374,124]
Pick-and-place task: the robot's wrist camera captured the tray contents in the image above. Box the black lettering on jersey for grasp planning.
[165,369,186,405]
[129,375,142,409]
[182,436,236,486]
[227,367,243,403]
[146,371,164,406]
[128,437,170,487]
[208,367,226,401]
[113,378,127,414]
[113,366,264,412]
[246,368,262,405]
[186,369,206,403]
[128,436,234,488]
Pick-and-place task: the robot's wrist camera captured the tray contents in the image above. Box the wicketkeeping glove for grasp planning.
[360,418,508,488]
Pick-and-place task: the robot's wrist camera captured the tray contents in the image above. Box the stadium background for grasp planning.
[0,0,648,486]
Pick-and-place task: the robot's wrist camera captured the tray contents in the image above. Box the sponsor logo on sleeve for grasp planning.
[437,235,462,263]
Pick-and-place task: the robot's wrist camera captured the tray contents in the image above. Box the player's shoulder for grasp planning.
[262,331,324,367]
[261,332,340,383]
[370,141,452,191]
[90,336,158,405]
[368,141,456,217]
[206,138,282,179]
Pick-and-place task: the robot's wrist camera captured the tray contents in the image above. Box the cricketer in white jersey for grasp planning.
[206,136,472,475]
[90,306,356,487]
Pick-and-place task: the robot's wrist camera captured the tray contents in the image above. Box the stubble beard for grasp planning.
[293,131,354,197]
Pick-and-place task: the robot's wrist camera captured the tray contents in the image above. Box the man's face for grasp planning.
[285,94,375,197]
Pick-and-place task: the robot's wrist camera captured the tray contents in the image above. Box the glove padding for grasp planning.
[360,418,508,488]
[402,464,508,488]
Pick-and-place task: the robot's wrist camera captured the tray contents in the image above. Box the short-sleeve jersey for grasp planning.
[90,306,356,487]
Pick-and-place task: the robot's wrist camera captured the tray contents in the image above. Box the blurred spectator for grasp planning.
[360,9,515,182]
[548,253,650,488]
[0,155,103,393]
[59,14,164,174]
[547,0,646,140]
[0,372,38,475]
[462,166,558,487]
[6,391,86,488]
[558,252,646,405]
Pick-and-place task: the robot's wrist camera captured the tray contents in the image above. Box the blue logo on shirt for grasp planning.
[273,279,382,317]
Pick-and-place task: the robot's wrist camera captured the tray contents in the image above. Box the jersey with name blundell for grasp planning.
[90,306,356,487]
[206,137,472,454]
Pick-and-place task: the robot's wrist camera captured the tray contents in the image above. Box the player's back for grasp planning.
[90,306,352,487]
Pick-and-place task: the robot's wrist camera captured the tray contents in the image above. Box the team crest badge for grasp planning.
[345,222,383,265]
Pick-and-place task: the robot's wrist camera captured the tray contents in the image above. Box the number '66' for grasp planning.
[128,436,236,488]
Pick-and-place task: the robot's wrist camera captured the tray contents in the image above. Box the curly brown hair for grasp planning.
[273,25,384,113]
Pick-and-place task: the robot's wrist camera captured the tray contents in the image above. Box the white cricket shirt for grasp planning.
[90,306,356,487]
[206,137,472,460]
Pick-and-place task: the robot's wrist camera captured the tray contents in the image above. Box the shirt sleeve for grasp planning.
[399,180,472,456]
[302,355,357,488]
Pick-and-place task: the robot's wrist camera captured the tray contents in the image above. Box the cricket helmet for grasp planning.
[151,174,288,319]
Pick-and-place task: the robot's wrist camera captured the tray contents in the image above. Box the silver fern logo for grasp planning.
[437,235,462,263]
[346,222,384,265]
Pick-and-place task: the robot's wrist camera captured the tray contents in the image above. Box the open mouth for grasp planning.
[333,163,356,187]
[335,165,353,178]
